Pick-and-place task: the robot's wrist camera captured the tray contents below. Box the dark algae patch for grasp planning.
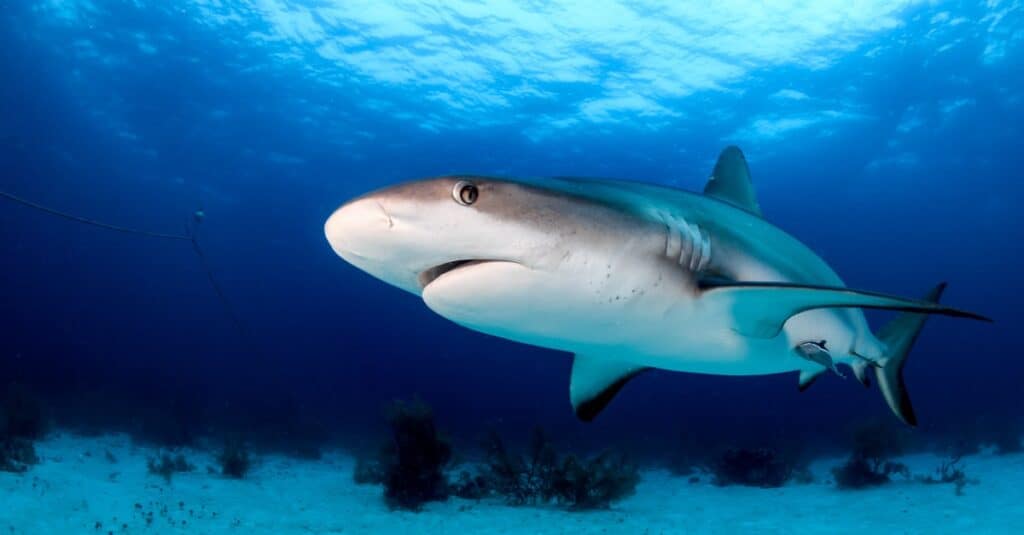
[355,403,638,512]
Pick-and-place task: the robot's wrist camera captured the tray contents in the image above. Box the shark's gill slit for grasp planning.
[663,215,710,274]
[663,223,681,260]
[696,226,711,273]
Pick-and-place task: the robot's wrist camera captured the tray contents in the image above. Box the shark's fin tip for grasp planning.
[798,368,826,392]
[570,355,648,422]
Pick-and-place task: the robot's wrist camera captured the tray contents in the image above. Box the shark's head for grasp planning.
[326,176,573,317]
[327,177,519,292]
[325,175,658,347]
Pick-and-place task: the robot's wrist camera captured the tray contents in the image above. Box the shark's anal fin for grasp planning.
[698,279,991,338]
[570,355,649,422]
[798,368,826,391]
[704,146,762,217]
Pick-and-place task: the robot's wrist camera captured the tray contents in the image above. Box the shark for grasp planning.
[324,146,989,426]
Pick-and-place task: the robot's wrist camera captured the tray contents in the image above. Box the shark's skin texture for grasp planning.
[325,149,987,424]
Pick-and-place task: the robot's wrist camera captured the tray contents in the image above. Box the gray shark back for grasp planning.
[504,174,845,288]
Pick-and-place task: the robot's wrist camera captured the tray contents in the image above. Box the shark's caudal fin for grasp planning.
[874,283,948,427]
[569,355,649,422]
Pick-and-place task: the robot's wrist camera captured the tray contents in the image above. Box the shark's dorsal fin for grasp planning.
[704,146,762,217]
[570,355,648,422]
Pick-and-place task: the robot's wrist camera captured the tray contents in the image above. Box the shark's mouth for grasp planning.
[419,260,496,289]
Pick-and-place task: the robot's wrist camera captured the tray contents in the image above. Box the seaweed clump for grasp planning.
[354,405,638,511]
[147,451,194,483]
[474,427,558,505]
[379,400,453,511]
[449,469,489,501]
[468,427,639,510]
[832,420,911,490]
[0,383,45,473]
[218,438,252,479]
[832,455,909,489]
[0,437,38,473]
[710,448,793,488]
[919,454,973,496]
[549,450,640,510]
[3,383,47,440]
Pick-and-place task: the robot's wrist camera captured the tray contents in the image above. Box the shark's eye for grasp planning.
[453,181,479,206]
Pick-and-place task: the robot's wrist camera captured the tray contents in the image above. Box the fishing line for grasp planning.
[0,189,251,347]
[1,190,191,240]
[185,212,252,345]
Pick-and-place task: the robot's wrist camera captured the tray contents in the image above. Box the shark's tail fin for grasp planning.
[874,283,947,427]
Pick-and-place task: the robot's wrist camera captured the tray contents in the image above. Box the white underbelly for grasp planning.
[423,250,861,377]
[561,299,806,376]
[517,280,859,377]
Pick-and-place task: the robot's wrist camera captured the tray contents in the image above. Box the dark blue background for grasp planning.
[1,1,1020,456]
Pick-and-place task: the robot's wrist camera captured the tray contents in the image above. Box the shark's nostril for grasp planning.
[376,201,394,229]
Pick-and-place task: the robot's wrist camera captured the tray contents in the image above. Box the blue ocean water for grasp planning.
[1,1,1022,531]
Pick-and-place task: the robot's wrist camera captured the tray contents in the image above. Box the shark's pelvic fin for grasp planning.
[798,368,826,391]
[698,279,991,338]
[704,145,762,217]
[851,357,872,388]
[569,355,648,422]
[873,283,948,427]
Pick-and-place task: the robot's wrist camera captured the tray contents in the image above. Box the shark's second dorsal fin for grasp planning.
[704,146,762,217]
[569,355,648,422]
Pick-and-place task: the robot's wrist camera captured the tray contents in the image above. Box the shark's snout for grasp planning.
[324,197,392,260]
[324,177,554,297]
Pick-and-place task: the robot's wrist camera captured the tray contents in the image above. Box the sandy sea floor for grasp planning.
[2,433,1022,534]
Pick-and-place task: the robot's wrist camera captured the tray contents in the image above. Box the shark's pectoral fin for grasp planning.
[798,368,826,391]
[698,279,991,338]
[570,355,649,422]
